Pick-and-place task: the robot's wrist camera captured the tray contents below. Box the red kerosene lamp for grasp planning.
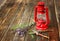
[34,2,50,30]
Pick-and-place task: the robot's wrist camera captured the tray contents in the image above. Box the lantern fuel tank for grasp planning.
[34,2,50,30]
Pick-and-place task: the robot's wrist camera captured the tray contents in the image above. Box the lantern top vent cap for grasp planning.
[37,2,45,6]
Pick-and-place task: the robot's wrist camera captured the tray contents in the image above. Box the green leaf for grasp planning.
[29,31,34,34]
[11,21,34,30]
[31,34,34,38]
[11,24,19,30]
[11,23,29,30]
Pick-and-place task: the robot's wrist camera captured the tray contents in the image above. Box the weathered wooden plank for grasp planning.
[47,0,59,41]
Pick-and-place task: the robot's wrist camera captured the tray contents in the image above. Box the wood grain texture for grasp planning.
[0,0,59,41]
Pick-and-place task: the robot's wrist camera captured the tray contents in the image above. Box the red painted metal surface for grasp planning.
[34,2,50,30]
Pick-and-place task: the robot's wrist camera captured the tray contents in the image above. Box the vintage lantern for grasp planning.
[34,2,50,30]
